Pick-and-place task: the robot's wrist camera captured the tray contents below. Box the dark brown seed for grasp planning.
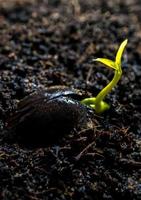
[6,86,92,145]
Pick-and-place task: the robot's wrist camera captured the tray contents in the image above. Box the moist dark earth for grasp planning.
[0,0,141,199]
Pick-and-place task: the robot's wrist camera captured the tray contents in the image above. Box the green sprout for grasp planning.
[81,39,128,113]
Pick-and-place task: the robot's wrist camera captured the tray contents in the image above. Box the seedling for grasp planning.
[81,39,128,113]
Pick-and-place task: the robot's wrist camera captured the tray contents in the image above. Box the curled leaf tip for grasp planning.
[124,39,128,44]
[92,58,100,62]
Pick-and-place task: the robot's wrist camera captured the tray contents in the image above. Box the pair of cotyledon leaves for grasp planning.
[94,39,128,71]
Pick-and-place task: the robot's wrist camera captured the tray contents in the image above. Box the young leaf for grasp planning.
[115,39,128,67]
[93,58,116,70]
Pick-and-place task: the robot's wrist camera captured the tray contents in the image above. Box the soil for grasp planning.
[0,0,141,199]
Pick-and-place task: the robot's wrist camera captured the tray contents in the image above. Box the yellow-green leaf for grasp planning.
[93,58,117,70]
[115,39,128,67]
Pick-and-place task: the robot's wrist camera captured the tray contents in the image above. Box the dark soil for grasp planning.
[0,0,141,199]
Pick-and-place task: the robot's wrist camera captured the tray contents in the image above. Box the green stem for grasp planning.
[95,68,122,113]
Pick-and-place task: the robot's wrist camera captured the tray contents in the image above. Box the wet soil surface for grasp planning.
[0,0,141,199]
